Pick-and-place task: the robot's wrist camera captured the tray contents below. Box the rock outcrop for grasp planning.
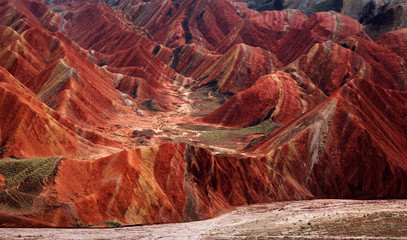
[249,79,407,199]
[377,28,407,62]
[200,71,322,127]
[275,11,367,65]
[0,143,314,227]
[119,0,244,50]
[195,43,283,94]
[240,0,407,40]
[215,9,307,54]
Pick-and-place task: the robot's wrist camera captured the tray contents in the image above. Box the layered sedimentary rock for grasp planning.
[0,67,80,158]
[0,0,64,32]
[215,9,307,54]
[275,11,367,65]
[0,25,126,126]
[240,0,407,40]
[0,0,406,229]
[60,2,153,53]
[339,36,407,91]
[249,79,407,199]
[377,28,407,62]
[285,41,373,95]
[195,43,283,94]
[200,71,322,127]
[2,79,406,227]
[57,1,188,109]
[119,0,245,50]
[168,43,221,79]
[0,63,123,160]
[240,0,407,23]
[0,143,314,227]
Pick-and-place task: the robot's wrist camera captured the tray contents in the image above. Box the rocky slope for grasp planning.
[0,0,406,228]
[199,71,323,127]
[249,79,407,199]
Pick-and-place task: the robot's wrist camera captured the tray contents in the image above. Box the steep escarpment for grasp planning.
[0,143,313,227]
[168,43,221,79]
[56,2,187,110]
[339,36,407,91]
[307,79,407,198]
[3,80,406,228]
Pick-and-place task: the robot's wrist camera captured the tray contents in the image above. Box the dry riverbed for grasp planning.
[1,199,407,240]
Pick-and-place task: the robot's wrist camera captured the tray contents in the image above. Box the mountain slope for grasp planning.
[249,79,407,198]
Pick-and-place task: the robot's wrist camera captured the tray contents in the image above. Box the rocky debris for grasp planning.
[132,107,144,116]
[131,129,155,139]
[123,99,134,107]
[141,99,160,111]
[1,199,407,239]
[117,90,128,98]
[134,137,150,146]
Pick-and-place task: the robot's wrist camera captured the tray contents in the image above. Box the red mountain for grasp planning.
[119,0,244,50]
[199,71,323,127]
[0,0,406,228]
[249,79,407,198]
[377,28,407,62]
[215,9,307,54]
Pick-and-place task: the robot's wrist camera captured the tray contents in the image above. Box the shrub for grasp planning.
[105,221,122,228]
[0,156,59,190]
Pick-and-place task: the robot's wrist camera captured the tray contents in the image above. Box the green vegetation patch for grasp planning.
[0,156,59,190]
[177,123,216,131]
[105,220,122,228]
[176,120,280,155]
[189,86,227,116]
[198,120,280,148]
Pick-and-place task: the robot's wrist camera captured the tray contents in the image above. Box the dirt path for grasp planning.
[1,199,407,239]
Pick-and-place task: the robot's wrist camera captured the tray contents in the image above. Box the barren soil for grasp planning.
[1,199,407,239]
